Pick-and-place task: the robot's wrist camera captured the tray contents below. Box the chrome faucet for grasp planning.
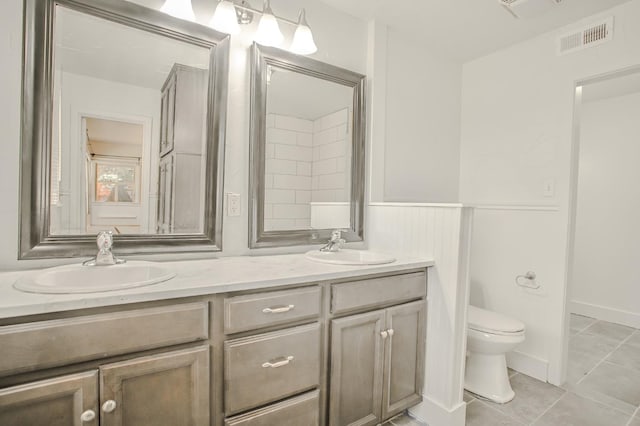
[83,231,126,266]
[319,230,346,252]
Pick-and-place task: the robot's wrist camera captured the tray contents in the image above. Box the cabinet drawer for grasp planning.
[225,390,319,426]
[224,323,320,415]
[224,286,320,334]
[0,302,208,377]
[331,272,426,314]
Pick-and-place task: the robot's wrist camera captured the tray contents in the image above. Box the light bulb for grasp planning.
[255,0,283,47]
[291,9,317,55]
[160,0,196,21]
[209,0,240,34]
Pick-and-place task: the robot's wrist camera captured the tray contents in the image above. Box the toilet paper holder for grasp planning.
[515,271,540,289]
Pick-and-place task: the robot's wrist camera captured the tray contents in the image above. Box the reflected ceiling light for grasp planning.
[290,9,317,55]
[210,0,241,34]
[255,0,284,47]
[160,0,195,21]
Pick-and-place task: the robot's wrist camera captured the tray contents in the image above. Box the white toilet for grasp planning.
[465,305,525,403]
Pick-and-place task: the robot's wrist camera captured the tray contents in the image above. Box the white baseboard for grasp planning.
[571,301,640,329]
[409,396,466,426]
[506,350,548,382]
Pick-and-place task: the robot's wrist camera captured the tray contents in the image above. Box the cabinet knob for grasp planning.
[80,409,96,422]
[380,330,389,339]
[388,328,394,337]
[102,399,117,413]
[262,304,295,314]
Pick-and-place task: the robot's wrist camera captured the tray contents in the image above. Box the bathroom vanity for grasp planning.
[0,255,431,426]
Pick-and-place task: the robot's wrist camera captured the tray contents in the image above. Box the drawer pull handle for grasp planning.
[102,400,117,413]
[262,355,294,368]
[262,304,295,314]
[80,409,96,422]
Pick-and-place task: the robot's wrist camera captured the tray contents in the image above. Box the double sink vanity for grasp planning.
[0,253,432,426]
[5,0,435,424]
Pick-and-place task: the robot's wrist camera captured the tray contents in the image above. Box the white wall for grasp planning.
[51,71,160,235]
[382,29,462,203]
[311,108,351,204]
[264,113,313,231]
[459,1,640,384]
[570,91,640,328]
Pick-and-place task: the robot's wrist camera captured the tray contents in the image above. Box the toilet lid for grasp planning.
[468,305,525,334]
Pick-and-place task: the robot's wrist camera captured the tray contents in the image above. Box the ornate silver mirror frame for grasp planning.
[20,0,230,259]
[249,43,366,248]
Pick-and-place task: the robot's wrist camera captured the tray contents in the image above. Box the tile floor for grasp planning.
[387,314,640,426]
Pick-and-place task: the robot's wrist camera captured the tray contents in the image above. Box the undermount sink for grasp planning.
[305,249,396,265]
[14,261,176,294]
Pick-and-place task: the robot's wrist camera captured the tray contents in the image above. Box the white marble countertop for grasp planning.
[0,253,433,320]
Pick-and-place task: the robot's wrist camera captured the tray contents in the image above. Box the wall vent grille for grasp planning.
[558,17,614,55]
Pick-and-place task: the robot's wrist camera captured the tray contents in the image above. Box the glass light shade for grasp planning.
[254,4,283,47]
[209,0,240,34]
[160,0,196,21]
[291,9,317,55]
[291,26,317,55]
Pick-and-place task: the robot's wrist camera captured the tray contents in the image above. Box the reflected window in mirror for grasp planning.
[249,44,366,248]
[20,0,229,258]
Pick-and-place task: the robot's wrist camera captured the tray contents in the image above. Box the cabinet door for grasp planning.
[161,75,176,157]
[100,346,209,426]
[329,310,385,426]
[157,155,174,233]
[160,89,168,153]
[0,370,98,426]
[382,301,426,420]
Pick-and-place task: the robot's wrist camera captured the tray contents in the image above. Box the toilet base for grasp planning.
[464,352,515,404]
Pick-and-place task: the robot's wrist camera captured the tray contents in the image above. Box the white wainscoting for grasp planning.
[368,203,472,426]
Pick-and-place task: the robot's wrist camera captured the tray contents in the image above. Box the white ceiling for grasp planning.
[267,69,353,121]
[315,0,633,62]
[55,5,209,90]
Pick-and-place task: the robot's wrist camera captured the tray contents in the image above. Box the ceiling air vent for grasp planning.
[558,17,614,56]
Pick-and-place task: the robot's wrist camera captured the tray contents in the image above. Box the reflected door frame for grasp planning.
[79,113,154,234]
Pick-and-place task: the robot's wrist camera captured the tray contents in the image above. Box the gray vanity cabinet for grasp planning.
[328,272,427,426]
[0,370,98,426]
[159,64,207,158]
[329,311,386,426]
[157,63,207,234]
[381,301,426,420]
[0,347,209,426]
[157,153,202,234]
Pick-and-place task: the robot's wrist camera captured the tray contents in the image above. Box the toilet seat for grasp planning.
[468,305,525,336]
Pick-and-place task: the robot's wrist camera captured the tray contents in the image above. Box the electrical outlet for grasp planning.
[227,193,241,217]
[543,179,555,197]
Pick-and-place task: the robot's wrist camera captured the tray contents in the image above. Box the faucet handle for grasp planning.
[96,231,113,252]
[330,230,342,241]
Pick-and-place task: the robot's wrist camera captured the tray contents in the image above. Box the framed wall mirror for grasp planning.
[249,44,366,248]
[20,0,229,259]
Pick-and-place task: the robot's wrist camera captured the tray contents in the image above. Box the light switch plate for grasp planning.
[227,193,241,217]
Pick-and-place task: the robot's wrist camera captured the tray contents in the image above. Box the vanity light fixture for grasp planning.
[254,0,284,47]
[160,0,196,21]
[208,0,317,54]
[290,9,317,55]
[209,0,241,34]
